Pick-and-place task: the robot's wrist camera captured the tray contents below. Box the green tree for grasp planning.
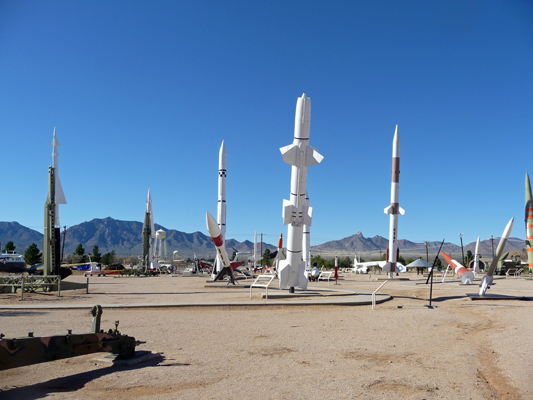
[73,243,87,263]
[24,243,42,266]
[91,246,102,263]
[101,250,116,266]
[231,251,236,261]
[311,255,327,269]
[434,257,443,269]
[465,250,474,267]
[262,249,272,267]
[3,241,15,253]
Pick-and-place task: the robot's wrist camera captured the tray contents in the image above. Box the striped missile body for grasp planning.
[525,173,533,273]
[383,125,405,276]
[212,140,227,280]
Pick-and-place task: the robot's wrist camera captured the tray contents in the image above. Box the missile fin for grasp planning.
[302,205,313,226]
[282,199,295,225]
[55,175,67,205]
[399,207,405,216]
[305,146,324,166]
[384,205,393,215]
[280,144,298,166]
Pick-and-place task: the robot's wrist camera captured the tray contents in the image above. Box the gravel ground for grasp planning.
[1,272,532,399]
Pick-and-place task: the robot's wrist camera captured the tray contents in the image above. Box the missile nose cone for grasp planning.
[503,217,514,238]
[206,211,220,238]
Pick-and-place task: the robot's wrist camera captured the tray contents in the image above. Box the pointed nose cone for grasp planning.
[206,211,221,238]
[278,233,283,249]
[51,127,60,147]
[219,140,227,166]
[502,217,514,240]
[392,125,400,157]
[146,189,152,212]
[526,173,532,204]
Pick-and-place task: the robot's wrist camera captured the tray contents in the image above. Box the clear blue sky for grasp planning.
[1,0,532,248]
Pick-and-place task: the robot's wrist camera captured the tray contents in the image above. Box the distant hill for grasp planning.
[0,222,44,253]
[0,218,275,259]
[310,231,526,259]
[0,219,526,260]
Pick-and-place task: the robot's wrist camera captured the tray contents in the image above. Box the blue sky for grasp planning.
[1,0,532,248]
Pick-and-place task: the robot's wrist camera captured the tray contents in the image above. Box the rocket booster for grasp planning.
[278,93,323,290]
[383,125,405,274]
[479,217,514,295]
[440,251,474,284]
[473,237,480,273]
[302,192,311,269]
[48,128,66,228]
[525,173,533,273]
[212,140,227,280]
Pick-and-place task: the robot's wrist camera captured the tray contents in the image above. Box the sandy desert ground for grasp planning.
[1,271,532,399]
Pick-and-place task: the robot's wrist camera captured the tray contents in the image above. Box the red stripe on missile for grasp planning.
[211,234,223,247]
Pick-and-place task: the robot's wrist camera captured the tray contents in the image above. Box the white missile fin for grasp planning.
[384,205,393,215]
[55,175,67,204]
[302,205,313,226]
[305,146,323,166]
[280,144,298,166]
[282,199,295,225]
[399,207,405,215]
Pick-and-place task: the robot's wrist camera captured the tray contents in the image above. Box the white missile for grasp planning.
[49,128,66,227]
[383,125,404,277]
[143,189,157,269]
[302,192,311,270]
[206,211,235,283]
[473,237,480,274]
[212,140,227,280]
[479,217,514,295]
[278,93,323,291]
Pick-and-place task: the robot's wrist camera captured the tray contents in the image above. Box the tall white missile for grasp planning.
[50,128,66,227]
[143,189,156,268]
[383,125,404,278]
[473,237,481,274]
[302,192,311,270]
[278,93,323,291]
[479,217,514,295]
[212,140,227,280]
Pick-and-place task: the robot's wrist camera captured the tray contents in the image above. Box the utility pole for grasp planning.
[424,241,429,262]
[260,233,263,267]
[459,233,465,266]
[491,235,495,259]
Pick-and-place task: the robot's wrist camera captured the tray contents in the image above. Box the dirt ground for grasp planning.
[1,272,532,399]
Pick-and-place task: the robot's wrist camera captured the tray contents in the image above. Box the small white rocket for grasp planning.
[278,93,323,291]
[212,140,227,280]
[383,125,404,277]
[144,189,157,268]
[302,192,311,270]
[50,128,67,227]
[479,218,514,295]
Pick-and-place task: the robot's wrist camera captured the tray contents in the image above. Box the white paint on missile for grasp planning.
[278,93,323,290]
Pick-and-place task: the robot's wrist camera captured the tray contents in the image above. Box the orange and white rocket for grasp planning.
[383,125,404,277]
[272,234,286,269]
[440,251,474,284]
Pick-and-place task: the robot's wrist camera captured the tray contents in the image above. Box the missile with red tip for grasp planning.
[383,125,404,277]
[479,217,514,295]
[440,251,474,284]
[206,211,235,284]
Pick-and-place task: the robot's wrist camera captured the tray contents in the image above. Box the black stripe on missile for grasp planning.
[218,200,226,202]
[287,249,302,253]
[290,193,306,196]
[293,137,309,140]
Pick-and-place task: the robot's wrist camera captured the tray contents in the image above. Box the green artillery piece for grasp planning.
[0,305,144,371]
